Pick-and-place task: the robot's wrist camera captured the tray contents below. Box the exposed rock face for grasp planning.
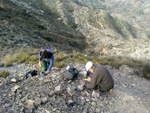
[0,63,150,113]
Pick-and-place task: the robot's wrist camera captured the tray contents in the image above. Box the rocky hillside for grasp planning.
[0,0,150,59]
[0,64,150,113]
[0,1,150,112]
[105,0,150,32]
[66,0,150,59]
[0,0,87,58]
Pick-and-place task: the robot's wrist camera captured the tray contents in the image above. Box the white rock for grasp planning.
[55,85,63,95]
[67,86,76,96]
[41,97,48,104]
[10,78,17,83]
[11,85,20,92]
[77,85,84,91]
[68,100,74,106]
[45,110,50,113]
[92,90,100,98]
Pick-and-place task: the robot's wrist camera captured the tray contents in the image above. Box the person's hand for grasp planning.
[44,70,49,75]
[39,61,41,67]
[80,82,85,86]
[87,77,91,82]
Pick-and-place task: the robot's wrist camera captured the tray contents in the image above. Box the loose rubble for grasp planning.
[0,64,150,113]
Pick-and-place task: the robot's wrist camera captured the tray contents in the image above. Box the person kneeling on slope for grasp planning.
[81,61,114,92]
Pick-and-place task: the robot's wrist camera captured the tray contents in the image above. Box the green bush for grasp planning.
[69,41,78,47]
[0,70,10,78]
[43,36,54,42]
[37,25,46,30]
[70,22,78,29]
[0,62,4,67]
[142,63,150,79]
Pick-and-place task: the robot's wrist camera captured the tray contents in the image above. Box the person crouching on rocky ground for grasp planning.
[38,49,54,76]
[81,61,114,92]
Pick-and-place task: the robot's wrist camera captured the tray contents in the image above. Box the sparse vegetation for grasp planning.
[0,70,10,78]
[2,49,39,67]
[142,63,150,79]
[55,52,66,61]
[43,36,54,42]
[68,41,78,47]
[70,22,78,29]
[0,47,150,79]
[53,61,66,68]
[0,62,4,67]
[37,25,46,30]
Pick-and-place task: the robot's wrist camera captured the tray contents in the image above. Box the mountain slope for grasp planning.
[51,0,150,59]
[105,0,150,33]
[0,0,87,57]
[1,0,150,59]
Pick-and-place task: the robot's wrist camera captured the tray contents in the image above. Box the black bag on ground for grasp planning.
[63,67,79,80]
[25,70,37,79]
[30,70,37,76]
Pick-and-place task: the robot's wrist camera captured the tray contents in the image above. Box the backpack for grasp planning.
[25,70,37,79]
[63,67,79,80]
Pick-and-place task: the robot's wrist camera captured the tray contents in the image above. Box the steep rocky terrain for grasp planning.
[0,1,150,112]
[66,0,150,59]
[1,0,150,59]
[0,0,87,58]
[0,64,150,113]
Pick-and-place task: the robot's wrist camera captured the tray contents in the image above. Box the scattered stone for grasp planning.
[91,102,96,106]
[34,98,41,107]
[10,78,17,83]
[92,90,100,98]
[77,85,84,91]
[55,85,63,95]
[11,85,20,92]
[79,96,85,105]
[0,63,150,113]
[0,77,6,86]
[41,97,48,104]
[44,109,50,113]
[25,99,35,113]
[86,98,90,102]
[48,91,55,97]
[67,86,76,96]
[68,100,74,106]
